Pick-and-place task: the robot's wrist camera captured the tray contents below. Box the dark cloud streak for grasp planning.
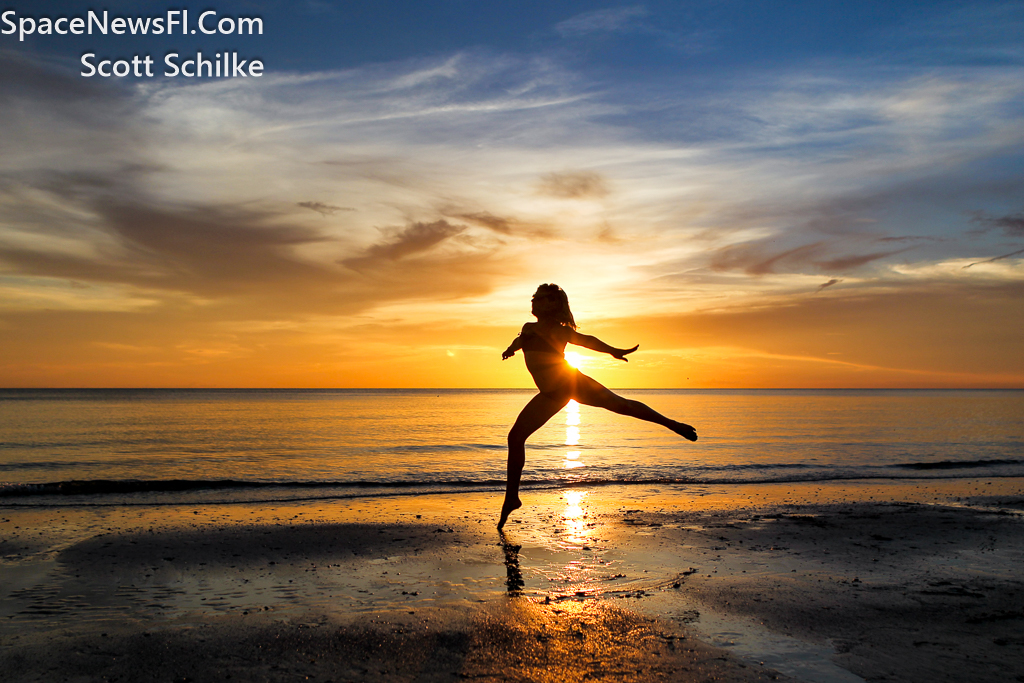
[963,247,1024,269]
[345,219,465,265]
[816,249,910,271]
[297,202,354,216]
[537,171,609,199]
[877,235,940,243]
[711,242,825,275]
[443,210,555,239]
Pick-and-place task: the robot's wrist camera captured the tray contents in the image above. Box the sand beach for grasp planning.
[2,479,1022,682]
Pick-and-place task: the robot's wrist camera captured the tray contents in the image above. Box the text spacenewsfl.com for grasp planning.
[2,9,265,78]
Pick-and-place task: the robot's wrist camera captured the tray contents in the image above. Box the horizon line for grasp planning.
[2,387,1022,392]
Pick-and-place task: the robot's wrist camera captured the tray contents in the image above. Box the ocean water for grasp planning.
[1,389,1022,506]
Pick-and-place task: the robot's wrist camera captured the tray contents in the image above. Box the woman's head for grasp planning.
[531,283,576,329]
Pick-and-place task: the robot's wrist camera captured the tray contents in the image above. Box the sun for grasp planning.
[564,351,584,368]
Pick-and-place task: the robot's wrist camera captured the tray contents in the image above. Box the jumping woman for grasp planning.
[498,283,697,528]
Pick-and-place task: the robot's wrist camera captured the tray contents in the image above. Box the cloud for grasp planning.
[555,6,649,37]
[552,5,715,55]
[877,235,940,243]
[710,242,826,275]
[708,232,914,276]
[971,211,1024,237]
[346,219,466,265]
[442,211,514,234]
[442,210,555,239]
[963,247,1024,269]
[536,171,609,199]
[882,2,1024,64]
[0,54,149,180]
[816,249,910,272]
[0,51,127,111]
[816,278,841,292]
[297,201,354,216]
[0,185,336,299]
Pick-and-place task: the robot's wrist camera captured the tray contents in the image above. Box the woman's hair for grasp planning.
[534,283,577,329]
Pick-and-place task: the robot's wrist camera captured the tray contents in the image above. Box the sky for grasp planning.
[0,0,1022,388]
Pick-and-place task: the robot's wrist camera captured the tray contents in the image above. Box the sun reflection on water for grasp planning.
[564,400,582,467]
[550,489,602,596]
[562,489,590,544]
[564,490,586,512]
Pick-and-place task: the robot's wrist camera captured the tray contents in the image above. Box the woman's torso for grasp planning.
[521,322,573,393]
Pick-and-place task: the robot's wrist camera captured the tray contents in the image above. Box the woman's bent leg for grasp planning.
[573,372,697,441]
[500,392,568,528]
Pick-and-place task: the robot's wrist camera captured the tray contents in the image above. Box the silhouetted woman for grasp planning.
[498,283,697,528]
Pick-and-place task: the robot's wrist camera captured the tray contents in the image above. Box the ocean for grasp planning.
[1,389,1022,507]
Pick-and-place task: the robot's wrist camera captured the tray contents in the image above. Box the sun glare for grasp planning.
[564,351,583,368]
[564,490,586,507]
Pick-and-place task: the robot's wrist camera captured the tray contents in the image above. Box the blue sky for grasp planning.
[12,1,1022,72]
[0,1,1022,387]
[13,1,1019,68]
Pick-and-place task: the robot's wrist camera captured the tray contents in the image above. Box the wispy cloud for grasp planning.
[297,201,354,216]
[963,248,1024,269]
[553,5,715,54]
[877,2,1024,64]
[971,211,1024,237]
[536,171,610,199]
[345,220,466,265]
[554,6,649,37]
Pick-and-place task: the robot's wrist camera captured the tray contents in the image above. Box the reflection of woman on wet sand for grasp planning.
[498,283,697,529]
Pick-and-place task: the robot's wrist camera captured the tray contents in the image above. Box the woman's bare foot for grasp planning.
[498,496,522,529]
[669,421,698,441]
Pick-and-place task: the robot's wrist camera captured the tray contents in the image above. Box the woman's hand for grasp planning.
[502,348,516,360]
[611,344,639,362]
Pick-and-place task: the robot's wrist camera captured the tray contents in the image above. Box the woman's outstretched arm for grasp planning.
[502,333,525,360]
[567,331,638,361]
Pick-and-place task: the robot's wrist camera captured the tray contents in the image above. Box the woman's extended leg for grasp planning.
[499,391,569,529]
[573,372,697,441]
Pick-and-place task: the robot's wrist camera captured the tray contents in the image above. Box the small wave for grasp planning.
[4,465,1024,502]
[0,478,510,498]
[893,458,1022,471]
[384,443,505,452]
[704,463,814,471]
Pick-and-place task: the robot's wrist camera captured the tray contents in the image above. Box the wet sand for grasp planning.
[1,479,1022,682]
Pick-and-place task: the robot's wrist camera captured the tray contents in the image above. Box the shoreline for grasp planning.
[4,473,1022,509]
[2,479,1022,681]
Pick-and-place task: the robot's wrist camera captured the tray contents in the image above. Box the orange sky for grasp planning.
[2,276,1021,388]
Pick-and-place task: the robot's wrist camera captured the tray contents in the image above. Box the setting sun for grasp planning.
[564,352,584,369]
